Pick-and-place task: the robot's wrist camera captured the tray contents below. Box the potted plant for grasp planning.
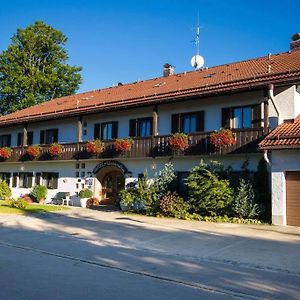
[86,139,103,155]
[114,138,133,152]
[30,185,48,203]
[0,147,12,160]
[168,133,189,152]
[210,128,236,150]
[26,145,41,159]
[79,188,93,208]
[48,143,63,158]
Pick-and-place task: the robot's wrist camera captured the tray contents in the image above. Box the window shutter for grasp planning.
[27,173,33,188]
[112,122,118,139]
[17,133,23,146]
[28,132,33,145]
[12,173,18,188]
[171,114,180,133]
[129,119,137,137]
[35,172,41,185]
[53,129,58,143]
[6,135,11,147]
[53,173,59,189]
[222,108,231,129]
[196,111,205,132]
[252,104,262,128]
[94,124,100,139]
[40,130,45,144]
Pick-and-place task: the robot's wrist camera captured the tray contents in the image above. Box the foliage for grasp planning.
[48,143,63,157]
[168,133,189,152]
[0,147,12,159]
[86,139,103,154]
[119,188,139,212]
[159,192,189,217]
[0,179,11,198]
[114,138,133,152]
[86,197,100,208]
[79,188,93,199]
[0,21,82,114]
[210,129,236,150]
[7,198,29,209]
[186,163,234,216]
[233,179,260,219]
[254,158,271,221]
[26,145,41,158]
[20,194,34,203]
[31,185,48,202]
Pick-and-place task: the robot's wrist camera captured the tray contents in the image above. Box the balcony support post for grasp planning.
[152,105,158,136]
[263,100,269,134]
[23,124,28,146]
[77,116,83,143]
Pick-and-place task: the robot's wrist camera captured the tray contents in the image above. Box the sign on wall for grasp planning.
[92,160,129,175]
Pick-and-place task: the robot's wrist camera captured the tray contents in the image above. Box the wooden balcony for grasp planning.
[1,128,266,163]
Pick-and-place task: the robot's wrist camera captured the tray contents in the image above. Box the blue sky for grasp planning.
[0,0,299,92]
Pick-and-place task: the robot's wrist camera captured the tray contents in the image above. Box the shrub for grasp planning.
[119,188,139,212]
[26,145,41,158]
[0,147,12,159]
[20,194,34,203]
[234,179,260,219]
[86,139,103,154]
[160,192,189,217]
[79,188,93,199]
[86,197,100,208]
[210,129,236,150]
[186,163,233,216]
[0,179,11,199]
[31,185,48,202]
[49,143,63,157]
[114,138,133,152]
[8,198,28,209]
[168,133,189,152]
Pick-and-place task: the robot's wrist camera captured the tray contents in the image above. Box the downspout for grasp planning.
[263,149,271,166]
[267,84,280,120]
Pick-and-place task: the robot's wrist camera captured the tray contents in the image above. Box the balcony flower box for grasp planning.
[86,139,103,155]
[0,147,12,160]
[26,145,41,158]
[168,133,189,152]
[114,138,133,152]
[210,129,236,150]
[48,143,63,158]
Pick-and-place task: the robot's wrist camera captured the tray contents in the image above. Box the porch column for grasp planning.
[263,100,269,134]
[152,105,158,136]
[23,124,28,146]
[77,116,83,142]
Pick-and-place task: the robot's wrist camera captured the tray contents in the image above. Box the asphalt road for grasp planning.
[0,209,299,299]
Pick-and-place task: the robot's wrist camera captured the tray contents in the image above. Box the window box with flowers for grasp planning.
[48,143,63,158]
[210,129,236,151]
[0,147,12,161]
[168,133,189,152]
[26,145,42,159]
[86,139,103,155]
[114,138,133,153]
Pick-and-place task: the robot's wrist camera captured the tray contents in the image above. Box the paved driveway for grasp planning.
[0,208,299,299]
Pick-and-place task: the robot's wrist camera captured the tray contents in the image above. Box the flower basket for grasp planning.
[168,133,189,152]
[48,143,63,157]
[114,138,133,152]
[86,139,103,154]
[210,129,236,150]
[0,147,12,160]
[26,145,41,158]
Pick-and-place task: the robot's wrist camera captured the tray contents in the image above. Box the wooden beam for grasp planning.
[77,116,83,142]
[263,100,269,134]
[23,124,28,146]
[152,105,158,136]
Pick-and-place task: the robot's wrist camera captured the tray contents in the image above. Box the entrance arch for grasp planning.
[93,161,128,205]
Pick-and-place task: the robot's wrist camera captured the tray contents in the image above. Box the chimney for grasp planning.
[163,63,175,77]
[290,33,300,51]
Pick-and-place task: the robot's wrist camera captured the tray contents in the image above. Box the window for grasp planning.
[76,172,80,178]
[222,104,262,129]
[0,134,11,147]
[35,172,42,185]
[177,172,189,195]
[19,172,33,188]
[42,172,58,189]
[40,129,58,144]
[75,163,80,169]
[81,171,85,178]
[129,118,153,137]
[171,111,204,134]
[0,172,10,185]
[12,173,18,188]
[94,122,118,140]
[17,132,33,146]
[81,163,85,169]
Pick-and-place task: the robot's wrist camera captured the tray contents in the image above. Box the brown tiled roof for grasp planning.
[1,51,300,127]
[259,115,300,150]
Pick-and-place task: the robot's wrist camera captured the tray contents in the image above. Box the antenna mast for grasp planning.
[190,14,204,70]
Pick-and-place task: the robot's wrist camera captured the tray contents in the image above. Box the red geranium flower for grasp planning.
[86,139,103,154]
[0,147,12,159]
[114,138,133,152]
[48,143,63,157]
[210,129,236,150]
[26,145,41,158]
[168,133,189,152]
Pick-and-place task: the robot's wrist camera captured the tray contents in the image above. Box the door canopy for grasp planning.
[92,160,129,175]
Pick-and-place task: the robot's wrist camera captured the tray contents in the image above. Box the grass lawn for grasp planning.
[0,200,69,214]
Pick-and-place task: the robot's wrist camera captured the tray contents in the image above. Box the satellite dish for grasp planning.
[191,55,204,69]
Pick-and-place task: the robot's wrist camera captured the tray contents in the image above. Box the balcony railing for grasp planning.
[1,128,266,163]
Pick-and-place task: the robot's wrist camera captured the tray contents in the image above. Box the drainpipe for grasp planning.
[263,150,271,166]
[267,84,280,120]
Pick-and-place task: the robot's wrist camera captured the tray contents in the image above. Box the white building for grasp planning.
[0,41,300,224]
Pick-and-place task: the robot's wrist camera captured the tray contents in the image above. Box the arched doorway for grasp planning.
[93,161,128,205]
